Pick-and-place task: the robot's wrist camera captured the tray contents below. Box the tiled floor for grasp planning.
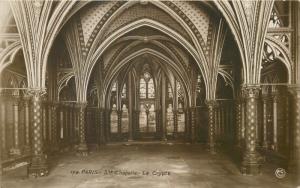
[1,143,298,188]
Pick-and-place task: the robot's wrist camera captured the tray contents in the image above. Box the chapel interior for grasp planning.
[0,1,299,187]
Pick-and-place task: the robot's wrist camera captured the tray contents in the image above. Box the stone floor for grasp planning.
[1,142,298,188]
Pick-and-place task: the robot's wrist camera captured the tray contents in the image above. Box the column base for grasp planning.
[76,143,88,156]
[208,144,217,155]
[9,148,22,156]
[241,153,261,175]
[28,154,48,178]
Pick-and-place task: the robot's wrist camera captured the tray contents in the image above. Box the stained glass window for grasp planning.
[140,78,146,98]
[112,82,117,91]
[168,83,173,98]
[121,84,126,98]
[148,78,155,98]
[177,81,183,99]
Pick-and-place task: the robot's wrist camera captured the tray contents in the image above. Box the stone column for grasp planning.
[76,102,88,156]
[128,73,133,141]
[117,110,122,140]
[235,100,242,147]
[161,73,167,141]
[99,108,106,144]
[11,96,21,156]
[23,96,31,154]
[69,104,74,147]
[42,102,47,152]
[173,110,178,138]
[206,100,216,154]
[0,93,7,159]
[47,103,52,147]
[271,93,278,151]
[261,95,268,149]
[28,90,48,177]
[288,86,300,175]
[184,109,190,141]
[59,105,64,149]
[241,86,261,175]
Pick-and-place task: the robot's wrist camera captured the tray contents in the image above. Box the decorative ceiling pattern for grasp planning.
[102,4,191,44]
[79,1,116,45]
[169,1,211,44]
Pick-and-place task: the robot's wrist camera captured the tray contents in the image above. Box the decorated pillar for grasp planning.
[288,86,300,175]
[23,96,31,154]
[76,102,88,156]
[261,95,268,149]
[99,108,106,144]
[241,86,261,175]
[11,95,21,156]
[51,103,59,152]
[42,102,48,152]
[235,99,242,147]
[206,100,216,154]
[28,90,48,177]
[173,110,178,138]
[190,107,196,142]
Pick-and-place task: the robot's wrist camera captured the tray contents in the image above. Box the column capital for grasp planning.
[75,102,88,109]
[26,88,47,97]
[205,100,217,108]
[242,85,260,99]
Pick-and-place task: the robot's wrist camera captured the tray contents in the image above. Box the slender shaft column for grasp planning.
[1,93,7,159]
[161,73,167,141]
[128,73,133,141]
[11,96,21,155]
[185,109,190,141]
[99,109,106,144]
[288,87,300,175]
[173,110,178,138]
[59,105,64,149]
[28,90,48,177]
[262,95,268,149]
[206,100,216,154]
[48,104,52,146]
[23,96,31,153]
[241,86,261,175]
[69,104,74,147]
[117,110,122,139]
[272,93,278,151]
[76,102,88,156]
[235,100,242,147]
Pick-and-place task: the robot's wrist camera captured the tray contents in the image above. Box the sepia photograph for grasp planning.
[0,0,299,187]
